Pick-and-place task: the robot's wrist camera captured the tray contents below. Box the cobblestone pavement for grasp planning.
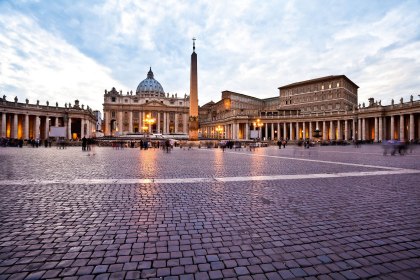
[0,145,419,279]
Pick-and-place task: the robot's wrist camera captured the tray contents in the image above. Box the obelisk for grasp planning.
[188,38,199,141]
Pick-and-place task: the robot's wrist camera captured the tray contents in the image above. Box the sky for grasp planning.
[0,0,419,112]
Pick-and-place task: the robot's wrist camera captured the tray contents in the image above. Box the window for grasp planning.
[337,82,340,87]
[146,100,148,103]
[125,99,128,103]
[111,97,116,102]
[321,84,324,90]
[111,111,116,118]
[329,83,332,89]
[179,102,183,105]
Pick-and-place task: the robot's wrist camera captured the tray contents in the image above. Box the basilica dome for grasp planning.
[136,67,165,97]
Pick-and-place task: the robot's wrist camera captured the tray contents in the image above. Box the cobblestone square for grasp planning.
[0,145,419,279]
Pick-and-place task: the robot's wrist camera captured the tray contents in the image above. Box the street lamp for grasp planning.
[215,125,223,139]
[143,114,156,137]
[253,119,263,140]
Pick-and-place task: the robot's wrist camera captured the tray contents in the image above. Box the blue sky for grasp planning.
[1,0,419,112]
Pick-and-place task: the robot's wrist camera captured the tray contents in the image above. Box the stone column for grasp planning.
[80,118,84,139]
[379,117,383,142]
[117,111,123,133]
[157,112,161,133]
[55,117,59,127]
[164,112,167,134]
[330,120,335,140]
[337,120,341,140]
[289,122,293,140]
[374,117,378,142]
[283,123,287,140]
[245,122,249,140]
[390,116,395,140]
[129,111,133,133]
[344,120,349,141]
[383,117,387,140]
[183,114,188,134]
[309,122,313,140]
[67,117,72,140]
[35,116,41,139]
[362,118,366,140]
[303,122,306,139]
[399,114,405,141]
[322,121,327,140]
[1,113,6,137]
[295,122,299,140]
[271,123,275,140]
[264,123,268,140]
[13,114,18,139]
[352,120,356,141]
[409,114,414,141]
[45,117,50,139]
[24,114,29,139]
[174,113,178,133]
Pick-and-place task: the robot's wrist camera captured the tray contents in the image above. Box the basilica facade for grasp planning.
[103,68,190,136]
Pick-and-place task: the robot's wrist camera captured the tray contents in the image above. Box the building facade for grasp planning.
[0,96,97,140]
[200,75,420,142]
[103,68,190,136]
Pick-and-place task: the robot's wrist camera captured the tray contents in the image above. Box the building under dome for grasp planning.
[136,67,165,98]
[103,68,190,136]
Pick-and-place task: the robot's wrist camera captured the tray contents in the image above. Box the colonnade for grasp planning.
[202,113,419,142]
[0,112,95,140]
[104,110,189,136]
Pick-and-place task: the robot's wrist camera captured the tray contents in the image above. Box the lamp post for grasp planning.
[253,119,263,140]
[143,114,156,138]
[215,125,223,139]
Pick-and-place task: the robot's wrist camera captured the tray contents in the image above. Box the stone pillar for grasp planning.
[337,120,341,140]
[277,123,280,140]
[117,111,123,133]
[383,117,387,140]
[45,117,50,139]
[67,117,72,140]
[352,120,356,141]
[1,113,6,137]
[271,123,274,140]
[129,111,133,133]
[295,122,299,140]
[399,114,404,141]
[264,123,268,140]
[379,117,383,142]
[157,112,161,133]
[361,118,366,141]
[330,120,335,140]
[283,123,287,140]
[323,121,327,141]
[80,118,84,139]
[245,123,249,140]
[374,117,378,142]
[344,120,349,141]
[409,114,414,141]
[288,122,292,140]
[303,122,306,139]
[390,116,395,140]
[24,114,29,139]
[35,116,41,139]
[183,114,188,134]
[13,114,18,139]
[174,113,178,133]
[309,122,313,140]
[55,117,59,127]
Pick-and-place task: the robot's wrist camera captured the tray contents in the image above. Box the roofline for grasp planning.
[278,75,359,90]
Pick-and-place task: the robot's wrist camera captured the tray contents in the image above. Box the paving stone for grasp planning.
[0,146,419,280]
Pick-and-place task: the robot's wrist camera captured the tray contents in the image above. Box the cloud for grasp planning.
[0,9,126,111]
[1,0,419,112]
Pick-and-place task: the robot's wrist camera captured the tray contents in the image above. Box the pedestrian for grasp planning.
[82,136,87,151]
